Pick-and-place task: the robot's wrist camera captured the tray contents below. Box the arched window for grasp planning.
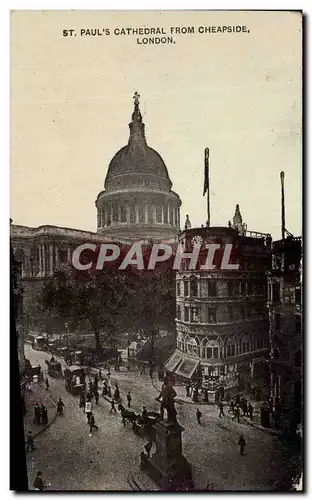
[177,332,183,351]
[187,337,198,356]
[190,276,198,297]
[202,338,212,359]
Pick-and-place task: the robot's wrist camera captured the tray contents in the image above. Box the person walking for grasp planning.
[218,401,225,418]
[144,440,153,459]
[33,471,46,491]
[232,405,240,423]
[94,390,99,405]
[57,397,65,416]
[238,435,246,455]
[229,399,235,414]
[80,393,86,410]
[26,431,35,451]
[34,403,41,425]
[127,391,132,408]
[110,399,117,413]
[114,384,120,402]
[99,368,102,380]
[41,404,48,426]
[196,408,202,424]
[45,378,50,391]
[85,401,92,423]
[89,412,98,436]
[248,401,254,420]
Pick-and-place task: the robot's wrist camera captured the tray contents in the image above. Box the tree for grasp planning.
[40,243,177,355]
[41,269,137,352]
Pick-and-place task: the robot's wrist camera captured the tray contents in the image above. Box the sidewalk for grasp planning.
[23,382,57,439]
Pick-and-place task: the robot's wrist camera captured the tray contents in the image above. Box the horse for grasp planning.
[118,404,138,430]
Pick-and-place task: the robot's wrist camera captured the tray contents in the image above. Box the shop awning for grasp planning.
[164,351,182,373]
[175,357,200,379]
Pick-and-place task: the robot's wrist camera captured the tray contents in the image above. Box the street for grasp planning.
[24,345,299,491]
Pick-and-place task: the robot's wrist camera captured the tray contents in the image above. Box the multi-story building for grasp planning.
[11,229,26,375]
[165,206,272,399]
[267,235,302,430]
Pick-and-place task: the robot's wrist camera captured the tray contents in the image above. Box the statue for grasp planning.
[156,381,178,423]
[133,91,140,106]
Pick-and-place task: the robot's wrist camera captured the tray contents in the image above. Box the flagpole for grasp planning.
[206,148,210,227]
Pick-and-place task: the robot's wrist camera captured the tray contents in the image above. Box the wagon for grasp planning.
[135,411,162,441]
[64,365,86,396]
[46,359,63,378]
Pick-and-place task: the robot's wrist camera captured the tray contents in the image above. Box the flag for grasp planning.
[203,148,209,196]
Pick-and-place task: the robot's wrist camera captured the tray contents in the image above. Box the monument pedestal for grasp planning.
[146,420,193,491]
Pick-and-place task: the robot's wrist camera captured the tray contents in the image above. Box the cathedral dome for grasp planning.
[105,144,172,190]
[104,91,172,192]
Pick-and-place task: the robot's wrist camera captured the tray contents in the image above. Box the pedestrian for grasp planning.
[45,378,49,391]
[144,440,153,459]
[34,403,41,425]
[235,394,240,406]
[127,391,132,408]
[79,393,86,409]
[99,369,102,380]
[94,390,99,405]
[232,405,240,422]
[196,408,202,424]
[238,434,246,455]
[107,386,112,398]
[243,400,248,417]
[248,402,253,420]
[26,431,35,451]
[41,404,48,426]
[114,384,120,402]
[218,401,225,418]
[142,406,148,425]
[110,399,117,413]
[89,412,98,436]
[85,401,92,423]
[57,397,65,416]
[86,391,92,402]
[229,399,235,414]
[33,471,46,491]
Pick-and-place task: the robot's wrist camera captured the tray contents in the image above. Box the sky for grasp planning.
[10,10,302,240]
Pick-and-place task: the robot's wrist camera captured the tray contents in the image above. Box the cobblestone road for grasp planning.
[24,345,299,491]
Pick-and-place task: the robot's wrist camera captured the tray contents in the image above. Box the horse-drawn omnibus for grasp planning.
[64,365,86,396]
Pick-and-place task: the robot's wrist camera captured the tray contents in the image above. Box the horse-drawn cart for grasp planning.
[46,358,63,378]
[64,365,86,396]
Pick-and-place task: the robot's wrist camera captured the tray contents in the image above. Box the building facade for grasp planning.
[95,92,181,241]
[165,207,272,397]
[11,233,26,375]
[267,236,302,430]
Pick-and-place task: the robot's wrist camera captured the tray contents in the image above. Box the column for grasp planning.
[38,244,42,276]
[177,208,180,229]
[167,204,170,224]
[145,203,148,223]
[135,203,139,223]
[152,205,156,223]
[49,244,54,276]
[67,246,71,264]
[126,205,130,224]
[118,205,121,223]
[42,244,46,276]
[161,205,164,224]
[55,245,59,270]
